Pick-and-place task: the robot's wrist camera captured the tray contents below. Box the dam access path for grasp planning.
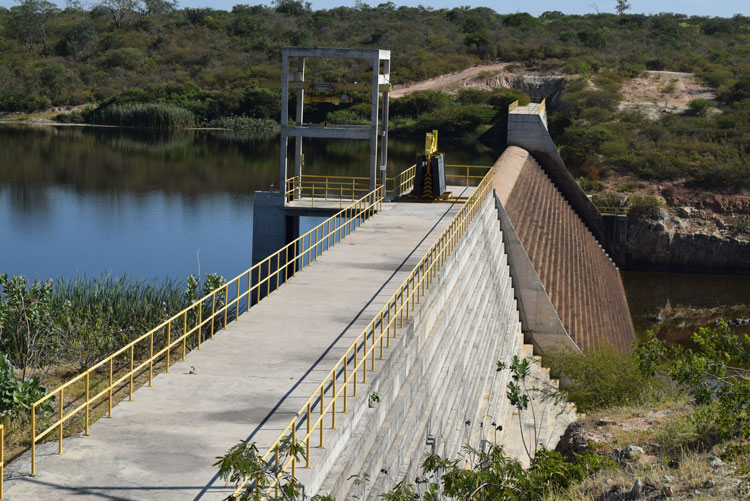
[3,196,470,500]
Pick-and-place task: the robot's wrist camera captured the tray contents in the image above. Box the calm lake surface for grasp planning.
[0,124,496,281]
[3,124,749,340]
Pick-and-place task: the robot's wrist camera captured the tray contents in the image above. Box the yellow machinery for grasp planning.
[407,130,450,201]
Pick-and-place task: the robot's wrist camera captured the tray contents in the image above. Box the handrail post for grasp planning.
[58,388,64,455]
[108,358,113,417]
[198,301,202,349]
[166,322,171,373]
[183,312,187,360]
[85,372,90,435]
[362,335,367,384]
[211,291,216,338]
[31,405,36,476]
[319,386,325,448]
[129,344,134,401]
[331,373,336,430]
[149,332,154,386]
[223,283,229,327]
[343,356,348,413]
[1,423,4,497]
[306,402,311,468]
[291,417,297,477]
[353,348,358,397]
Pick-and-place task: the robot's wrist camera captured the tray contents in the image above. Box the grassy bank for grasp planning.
[0,273,226,463]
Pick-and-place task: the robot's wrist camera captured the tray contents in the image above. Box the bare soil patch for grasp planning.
[618,71,715,118]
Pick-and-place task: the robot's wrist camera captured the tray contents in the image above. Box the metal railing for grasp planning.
[445,164,491,188]
[538,98,546,114]
[285,164,490,207]
[27,186,385,478]
[597,206,629,216]
[391,164,416,198]
[233,167,495,498]
[1,424,3,499]
[285,175,373,207]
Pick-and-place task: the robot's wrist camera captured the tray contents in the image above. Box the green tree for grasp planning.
[615,0,630,15]
[98,0,138,28]
[7,0,57,55]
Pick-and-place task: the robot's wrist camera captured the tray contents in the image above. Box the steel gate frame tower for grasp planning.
[279,47,391,192]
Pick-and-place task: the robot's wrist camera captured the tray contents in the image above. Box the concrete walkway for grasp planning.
[4,197,467,501]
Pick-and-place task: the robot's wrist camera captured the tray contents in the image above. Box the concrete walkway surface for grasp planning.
[4,196,468,501]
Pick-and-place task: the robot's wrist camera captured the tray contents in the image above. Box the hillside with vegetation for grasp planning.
[2,3,750,191]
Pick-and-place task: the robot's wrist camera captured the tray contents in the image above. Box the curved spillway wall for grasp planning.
[493,146,636,353]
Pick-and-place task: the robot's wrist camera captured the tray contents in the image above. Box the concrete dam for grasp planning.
[3,99,635,500]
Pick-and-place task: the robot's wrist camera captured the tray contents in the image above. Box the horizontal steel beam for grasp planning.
[284,47,390,60]
[284,125,372,139]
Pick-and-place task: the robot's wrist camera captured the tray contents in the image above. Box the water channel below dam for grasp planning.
[1,124,748,344]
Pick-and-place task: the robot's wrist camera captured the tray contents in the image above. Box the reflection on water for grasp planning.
[0,124,497,281]
[622,271,750,344]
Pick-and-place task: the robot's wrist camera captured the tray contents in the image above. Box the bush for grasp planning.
[86,103,195,128]
[207,115,280,131]
[628,194,664,219]
[686,98,713,116]
[544,344,666,413]
[390,90,453,118]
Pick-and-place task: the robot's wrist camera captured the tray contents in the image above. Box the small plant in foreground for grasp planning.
[215,437,308,501]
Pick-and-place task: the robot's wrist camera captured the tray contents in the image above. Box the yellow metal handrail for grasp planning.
[1,424,4,499]
[284,164,491,208]
[445,164,492,188]
[538,98,546,114]
[233,167,495,498]
[286,175,373,207]
[508,100,519,112]
[392,164,416,197]
[28,185,385,477]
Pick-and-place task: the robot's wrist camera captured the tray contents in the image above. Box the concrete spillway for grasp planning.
[495,147,635,353]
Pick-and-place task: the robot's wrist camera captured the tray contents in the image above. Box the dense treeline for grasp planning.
[1,2,749,115]
[2,2,750,189]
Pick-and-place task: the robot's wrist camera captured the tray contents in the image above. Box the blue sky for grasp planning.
[0,0,747,17]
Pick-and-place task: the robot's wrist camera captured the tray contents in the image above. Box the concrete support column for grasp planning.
[380,59,390,189]
[369,55,380,191]
[280,51,290,191]
[294,57,305,196]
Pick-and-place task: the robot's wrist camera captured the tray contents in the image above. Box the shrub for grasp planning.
[86,103,195,128]
[686,98,713,116]
[628,194,664,219]
[207,115,280,131]
[544,344,665,413]
[390,90,453,119]
[0,354,53,418]
[324,109,369,125]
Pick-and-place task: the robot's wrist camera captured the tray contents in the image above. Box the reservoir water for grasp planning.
[0,124,495,281]
[2,124,749,342]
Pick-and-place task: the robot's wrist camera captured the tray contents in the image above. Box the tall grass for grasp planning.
[52,275,188,332]
[207,115,280,131]
[87,103,195,129]
[50,275,191,370]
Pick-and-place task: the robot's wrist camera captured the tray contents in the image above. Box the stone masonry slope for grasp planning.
[495,147,636,353]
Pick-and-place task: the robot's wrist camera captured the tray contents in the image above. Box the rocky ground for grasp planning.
[553,405,750,500]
